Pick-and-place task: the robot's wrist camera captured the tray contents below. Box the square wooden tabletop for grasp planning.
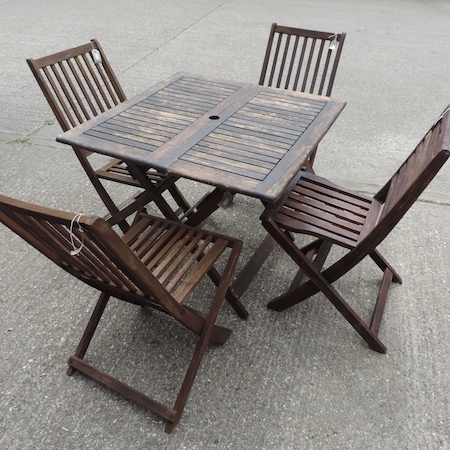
[57,72,346,202]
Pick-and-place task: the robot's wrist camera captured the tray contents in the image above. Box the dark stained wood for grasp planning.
[56,72,345,303]
[27,41,193,233]
[259,23,347,172]
[261,107,450,353]
[259,23,346,96]
[0,194,245,433]
[57,72,346,203]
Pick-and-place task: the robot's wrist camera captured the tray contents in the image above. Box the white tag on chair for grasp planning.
[92,49,102,64]
[329,34,338,50]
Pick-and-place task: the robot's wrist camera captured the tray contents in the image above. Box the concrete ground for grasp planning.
[0,0,449,448]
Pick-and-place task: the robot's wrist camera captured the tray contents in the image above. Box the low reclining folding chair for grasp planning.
[261,107,450,353]
[27,39,195,234]
[0,195,245,432]
[259,23,346,172]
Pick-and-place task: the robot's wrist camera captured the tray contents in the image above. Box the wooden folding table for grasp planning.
[57,72,346,315]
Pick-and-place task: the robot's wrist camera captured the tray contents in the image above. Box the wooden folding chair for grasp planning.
[261,107,450,353]
[27,39,193,234]
[0,195,245,432]
[259,23,346,171]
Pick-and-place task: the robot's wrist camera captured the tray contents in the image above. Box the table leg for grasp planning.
[184,188,227,226]
[126,162,183,222]
[229,233,277,299]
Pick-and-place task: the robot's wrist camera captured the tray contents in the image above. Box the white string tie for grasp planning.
[69,213,85,256]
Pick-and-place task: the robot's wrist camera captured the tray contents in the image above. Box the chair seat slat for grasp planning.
[279,204,362,243]
[172,238,227,303]
[165,236,213,297]
[289,187,371,219]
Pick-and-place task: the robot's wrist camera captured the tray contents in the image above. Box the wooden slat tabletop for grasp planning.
[58,72,346,202]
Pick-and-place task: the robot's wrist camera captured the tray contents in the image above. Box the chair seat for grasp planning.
[276,172,382,248]
[123,214,232,306]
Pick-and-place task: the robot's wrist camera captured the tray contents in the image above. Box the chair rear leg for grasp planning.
[370,268,394,336]
[67,292,110,376]
[370,249,402,284]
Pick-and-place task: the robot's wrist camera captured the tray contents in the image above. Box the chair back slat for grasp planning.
[0,196,163,300]
[52,62,87,124]
[260,23,346,96]
[66,58,98,117]
[377,112,450,224]
[80,53,112,111]
[304,38,323,93]
[64,57,100,120]
[27,39,126,132]
[84,53,120,108]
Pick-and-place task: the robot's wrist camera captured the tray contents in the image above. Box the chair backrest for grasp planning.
[0,195,174,307]
[259,23,346,96]
[27,39,126,132]
[369,107,450,247]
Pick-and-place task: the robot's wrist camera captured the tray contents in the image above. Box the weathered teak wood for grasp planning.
[56,72,345,303]
[27,40,193,233]
[261,107,450,353]
[259,23,346,172]
[259,24,346,96]
[0,194,244,432]
[57,72,346,204]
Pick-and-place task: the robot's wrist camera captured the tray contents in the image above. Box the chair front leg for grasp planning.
[267,229,386,353]
[67,292,110,376]
[165,242,239,433]
[264,218,387,353]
